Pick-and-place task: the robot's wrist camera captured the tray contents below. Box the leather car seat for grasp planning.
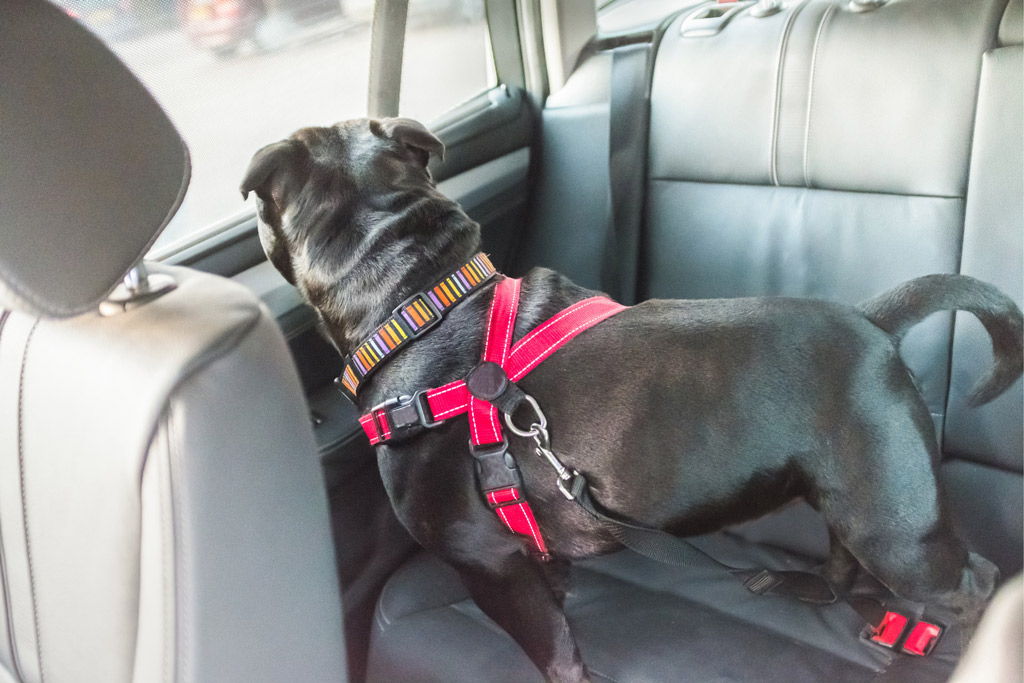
[0,2,347,681]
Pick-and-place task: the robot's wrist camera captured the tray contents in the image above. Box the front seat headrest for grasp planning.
[0,0,190,318]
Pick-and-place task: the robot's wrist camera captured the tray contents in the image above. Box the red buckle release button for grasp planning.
[870,611,909,648]
[902,621,942,656]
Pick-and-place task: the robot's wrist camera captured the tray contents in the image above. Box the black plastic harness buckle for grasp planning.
[371,390,443,442]
[469,437,524,499]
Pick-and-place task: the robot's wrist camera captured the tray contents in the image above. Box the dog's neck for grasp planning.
[300,189,482,356]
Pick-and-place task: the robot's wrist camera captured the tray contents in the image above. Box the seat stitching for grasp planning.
[770,0,811,185]
[646,176,964,200]
[804,4,836,188]
[0,515,23,682]
[157,419,173,683]
[0,310,30,682]
[142,307,263,681]
[376,568,398,628]
[167,403,189,683]
[587,668,623,683]
[446,602,509,636]
[17,318,44,683]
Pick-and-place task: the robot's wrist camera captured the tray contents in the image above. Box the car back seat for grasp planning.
[366,0,1022,680]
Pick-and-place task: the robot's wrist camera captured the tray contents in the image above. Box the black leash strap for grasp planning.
[603,42,652,305]
[569,474,838,605]
[570,473,948,653]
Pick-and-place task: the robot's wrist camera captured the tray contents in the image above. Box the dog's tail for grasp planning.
[858,274,1023,406]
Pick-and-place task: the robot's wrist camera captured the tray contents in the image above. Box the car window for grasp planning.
[399,0,495,123]
[49,0,494,256]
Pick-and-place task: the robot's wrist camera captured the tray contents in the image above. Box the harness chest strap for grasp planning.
[358,286,627,444]
[359,277,626,554]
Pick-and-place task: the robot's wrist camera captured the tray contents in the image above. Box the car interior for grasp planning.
[0,0,1021,681]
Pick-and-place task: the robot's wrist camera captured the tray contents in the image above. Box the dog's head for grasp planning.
[241,118,483,353]
[240,118,447,288]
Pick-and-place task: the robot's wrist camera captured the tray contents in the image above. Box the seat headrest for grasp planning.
[0,0,190,318]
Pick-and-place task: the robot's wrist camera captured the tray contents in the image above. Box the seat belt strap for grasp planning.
[568,472,839,602]
[603,42,653,305]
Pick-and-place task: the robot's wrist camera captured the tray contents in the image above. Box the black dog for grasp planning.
[242,118,1022,682]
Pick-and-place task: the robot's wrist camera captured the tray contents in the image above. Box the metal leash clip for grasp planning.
[504,395,579,500]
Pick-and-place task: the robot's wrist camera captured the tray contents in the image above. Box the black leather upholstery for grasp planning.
[518,0,1023,572]
[941,41,1024,578]
[369,0,1022,680]
[370,541,964,683]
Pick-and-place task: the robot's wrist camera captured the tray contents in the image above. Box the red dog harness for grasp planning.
[353,258,625,555]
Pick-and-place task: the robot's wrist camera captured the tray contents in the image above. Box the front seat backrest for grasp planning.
[0,2,347,682]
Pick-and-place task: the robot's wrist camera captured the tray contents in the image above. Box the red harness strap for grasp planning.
[469,277,521,446]
[359,277,626,553]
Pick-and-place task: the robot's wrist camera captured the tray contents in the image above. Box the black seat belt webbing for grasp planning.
[569,473,838,605]
[603,42,652,305]
[570,472,945,654]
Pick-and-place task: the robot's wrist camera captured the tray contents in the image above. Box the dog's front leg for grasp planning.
[542,557,573,606]
[453,551,589,683]
[380,449,586,681]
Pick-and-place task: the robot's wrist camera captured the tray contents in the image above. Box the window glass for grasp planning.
[50,0,374,254]
[399,0,496,123]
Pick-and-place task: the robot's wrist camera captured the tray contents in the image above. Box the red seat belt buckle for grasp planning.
[869,611,909,648]
[901,620,943,656]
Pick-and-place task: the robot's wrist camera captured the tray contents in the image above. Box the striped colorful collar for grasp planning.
[335,253,497,400]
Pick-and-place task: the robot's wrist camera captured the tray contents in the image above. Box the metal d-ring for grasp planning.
[503,393,547,438]
[501,394,578,500]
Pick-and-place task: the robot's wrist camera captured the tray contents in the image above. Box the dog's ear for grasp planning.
[372,117,445,167]
[240,139,311,208]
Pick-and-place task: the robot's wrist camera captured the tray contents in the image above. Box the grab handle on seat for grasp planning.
[680,1,754,37]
